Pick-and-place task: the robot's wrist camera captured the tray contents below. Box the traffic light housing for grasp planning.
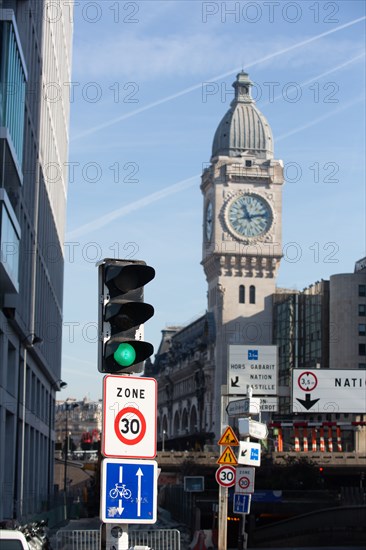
[98,258,155,374]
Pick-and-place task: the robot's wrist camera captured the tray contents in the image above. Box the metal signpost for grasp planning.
[292,369,366,413]
[233,494,251,514]
[258,396,278,412]
[101,458,157,524]
[215,465,236,487]
[218,387,229,550]
[226,397,261,416]
[97,259,157,550]
[102,375,157,459]
[235,467,255,494]
[220,347,277,550]
[237,441,261,467]
[238,418,268,440]
[227,397,278,415]
[228,345,277,395]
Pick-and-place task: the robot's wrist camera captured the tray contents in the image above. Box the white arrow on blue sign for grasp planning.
[233,494,251,514]
[101,458,157,524]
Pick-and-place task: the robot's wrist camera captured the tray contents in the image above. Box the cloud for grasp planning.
[72,16,365,140]
[73,16,365,81]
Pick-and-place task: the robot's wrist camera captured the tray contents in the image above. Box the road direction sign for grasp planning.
[259,397,278,412]
[235,467,255,494]
[101,458,157,524]
[238,419,268,440]
[233,494,251,514]
[292,369,366,413]
[215,465,236,487]
[228,345,277,395]
[102,375,157,458]
[237,441,261,467]
[226,398,261,416]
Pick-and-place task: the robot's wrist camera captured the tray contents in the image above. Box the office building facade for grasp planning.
[0,0,72,519]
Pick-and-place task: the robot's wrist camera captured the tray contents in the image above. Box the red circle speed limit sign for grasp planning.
[238,476,250,490]
[215,466,236,487]
[102,375,157,459]
[114,406,146,446]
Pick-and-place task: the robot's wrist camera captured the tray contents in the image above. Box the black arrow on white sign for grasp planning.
[296,393,320,410]
[231,376,240,387]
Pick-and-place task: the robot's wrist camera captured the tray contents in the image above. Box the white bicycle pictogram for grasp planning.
[109,483,132,499]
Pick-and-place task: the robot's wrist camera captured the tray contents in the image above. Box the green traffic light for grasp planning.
[114,343,136,366]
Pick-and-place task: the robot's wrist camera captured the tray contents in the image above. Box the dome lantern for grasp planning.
[211,71,273,160]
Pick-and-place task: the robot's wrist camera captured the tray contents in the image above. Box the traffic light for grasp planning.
[98,258,155,374]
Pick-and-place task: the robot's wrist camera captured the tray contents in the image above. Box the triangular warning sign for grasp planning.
[217,446,238,465]
[218,426,239,446]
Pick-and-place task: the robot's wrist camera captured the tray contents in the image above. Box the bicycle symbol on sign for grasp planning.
[109,483,132,500]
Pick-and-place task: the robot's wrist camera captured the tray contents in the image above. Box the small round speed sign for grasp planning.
[215,465,236,487]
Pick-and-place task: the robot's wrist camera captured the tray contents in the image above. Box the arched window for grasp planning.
[249,285,256,304]
[239,285,245,303]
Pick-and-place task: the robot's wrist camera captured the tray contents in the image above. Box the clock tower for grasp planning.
[201,72,284,435]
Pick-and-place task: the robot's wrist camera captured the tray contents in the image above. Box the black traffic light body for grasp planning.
[98,258,155,374]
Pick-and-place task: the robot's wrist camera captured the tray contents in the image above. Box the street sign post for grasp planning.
[259,396,278,412]
[101,458,157,524]
[102,375,157,458]
[100,524,128,550]
[218,426,239,446]
[238,418,268,440]
[215,465,236,487]
[235,467,255,494]
[292,369,366,413]
[233,494,251,514]
[228,345,277,395]
[226,397,261,417]
[217,446,238,465]
[237,441,261,467]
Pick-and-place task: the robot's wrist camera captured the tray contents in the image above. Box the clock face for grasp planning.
[205,201,213,240]
[227,194,273,238]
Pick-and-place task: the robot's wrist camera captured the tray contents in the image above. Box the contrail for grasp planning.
[72,15,365,140]
[264,52,365,107]
[67,93,363,238]
[66,175,199,239]
[276,95,364,142]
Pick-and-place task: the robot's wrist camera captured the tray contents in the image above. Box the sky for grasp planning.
[59,0,366,402]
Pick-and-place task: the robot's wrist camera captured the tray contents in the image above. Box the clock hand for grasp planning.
[242,205,251,219]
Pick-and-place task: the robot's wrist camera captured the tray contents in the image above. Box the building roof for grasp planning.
[212,72,273,160]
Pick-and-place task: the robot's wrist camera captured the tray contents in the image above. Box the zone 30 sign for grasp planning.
[102,375,157,459]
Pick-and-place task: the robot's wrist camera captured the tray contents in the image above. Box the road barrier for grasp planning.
[55,528,181,549]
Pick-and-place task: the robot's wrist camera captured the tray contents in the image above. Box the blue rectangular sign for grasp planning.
[101,458,157,524]
[233,493,251,514]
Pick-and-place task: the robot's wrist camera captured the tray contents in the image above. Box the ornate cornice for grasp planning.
[202,253,282,280]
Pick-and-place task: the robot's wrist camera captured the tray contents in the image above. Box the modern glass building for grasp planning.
[0,1,73,520]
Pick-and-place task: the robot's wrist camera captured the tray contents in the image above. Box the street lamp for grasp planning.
[47,380,67,507]
[162,430,167,452]
[63,400,79,519]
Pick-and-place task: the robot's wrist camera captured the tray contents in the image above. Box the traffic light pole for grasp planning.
[104,524,129,549]
[98,259,156,550]
[218,386,228,550]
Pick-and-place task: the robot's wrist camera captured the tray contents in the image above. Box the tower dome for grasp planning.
[212,72,273,160]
